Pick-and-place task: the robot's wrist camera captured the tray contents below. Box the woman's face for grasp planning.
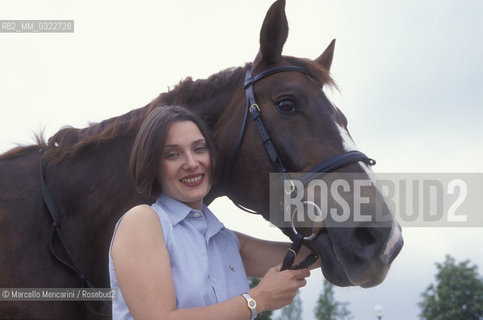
[158,121,211,210]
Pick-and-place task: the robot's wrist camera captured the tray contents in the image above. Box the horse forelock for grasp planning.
[284,56,336,89]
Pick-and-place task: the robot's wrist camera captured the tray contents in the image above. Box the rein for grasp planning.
[39,148,111,318]
[230,65,376,270]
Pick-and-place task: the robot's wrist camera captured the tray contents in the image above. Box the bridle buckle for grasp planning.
[249,104,260,113]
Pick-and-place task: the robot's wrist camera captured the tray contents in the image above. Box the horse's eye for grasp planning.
[276,100,296,114]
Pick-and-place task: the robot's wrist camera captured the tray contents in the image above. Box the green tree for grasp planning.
[248,277,273,320]
[314,279,352,320]
[419,255,483,320]
[277,292,303,320]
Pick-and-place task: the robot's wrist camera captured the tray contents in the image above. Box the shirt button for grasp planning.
[193,211,201,217]
[212,277,217,284]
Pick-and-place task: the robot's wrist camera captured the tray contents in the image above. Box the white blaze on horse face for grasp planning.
[337,124,360,153]
[337,124,373,173]
[337,123,402,260]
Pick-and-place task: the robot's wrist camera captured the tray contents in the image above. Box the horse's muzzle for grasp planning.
[312,222,403,288]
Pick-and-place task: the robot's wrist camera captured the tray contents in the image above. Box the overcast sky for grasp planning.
[1,1,483,319]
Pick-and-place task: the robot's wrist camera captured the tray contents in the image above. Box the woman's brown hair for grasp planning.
[130,106,219,198]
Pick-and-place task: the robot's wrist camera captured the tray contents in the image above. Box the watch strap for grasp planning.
[241,293,257,320]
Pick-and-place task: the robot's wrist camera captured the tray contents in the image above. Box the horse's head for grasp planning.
[218,0,403,288]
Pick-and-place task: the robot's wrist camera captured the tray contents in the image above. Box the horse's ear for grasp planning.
[314,39,336,71]
[256,0,288,65]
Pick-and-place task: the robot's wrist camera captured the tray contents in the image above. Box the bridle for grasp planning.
[229,64,376,270]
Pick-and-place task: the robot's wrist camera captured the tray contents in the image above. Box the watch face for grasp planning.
[248,300,256,308]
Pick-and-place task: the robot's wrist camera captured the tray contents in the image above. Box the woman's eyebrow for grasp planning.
[164,139,205,149]
[163,144,179,149]
[192,139,206,145]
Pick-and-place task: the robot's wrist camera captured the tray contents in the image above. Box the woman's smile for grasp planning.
[180,174,205,186]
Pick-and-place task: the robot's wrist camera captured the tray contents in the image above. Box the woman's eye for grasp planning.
[164,152,179,159]
[195,145,208,153]
[276,100,296,114]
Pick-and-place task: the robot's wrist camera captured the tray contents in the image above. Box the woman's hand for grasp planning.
[236,232,321,278]
[248,264,310,312]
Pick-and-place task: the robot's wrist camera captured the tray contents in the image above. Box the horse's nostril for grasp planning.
[354,227,377,246]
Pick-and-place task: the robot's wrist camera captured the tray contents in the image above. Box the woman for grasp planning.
[109,106,317,320]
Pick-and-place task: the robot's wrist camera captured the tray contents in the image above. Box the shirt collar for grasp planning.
[203,204,224,241]
[156,194,192,226]
[156,194,225,240]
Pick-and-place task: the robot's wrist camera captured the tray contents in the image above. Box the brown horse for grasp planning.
[0,0,402,319]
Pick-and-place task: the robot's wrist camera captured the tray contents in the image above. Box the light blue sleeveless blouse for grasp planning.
[109,194,249,320]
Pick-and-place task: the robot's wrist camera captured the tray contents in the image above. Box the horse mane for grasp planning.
[0,133,47,160]
[0,65,249,163]
[151,65,248,108]
[44,106,149,163]
[0,59,333,163]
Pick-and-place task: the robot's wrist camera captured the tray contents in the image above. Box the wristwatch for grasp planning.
[240,293,257,320]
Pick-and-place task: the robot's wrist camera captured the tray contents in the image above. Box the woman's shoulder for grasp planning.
[124,204,158,220]
[115,205,163,238]
[111,204,170,256]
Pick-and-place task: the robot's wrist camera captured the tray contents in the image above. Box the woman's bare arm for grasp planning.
[111,205,309,320]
